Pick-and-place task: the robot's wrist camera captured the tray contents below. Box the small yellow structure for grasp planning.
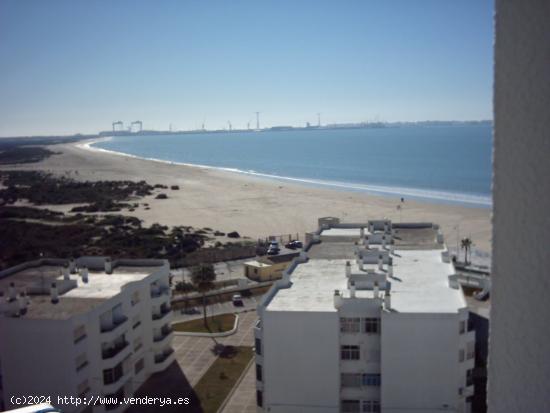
[244,251,300,282]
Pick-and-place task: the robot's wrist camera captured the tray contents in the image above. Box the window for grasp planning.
[256,390,263,407]
[255,338,262,355]
[466,369,474,387]
[362,374,381,387]
[459,320,466,334]
[103,363,123,385]
[340,317,361,333]
[341,373,361,387]
[341,345,360,360]
[466,342,475,360]
[256,364,262,382]
[75,353,88,372]
[131,291,140,306]
[341,400,360,413]
[364,318,380,334]
[134,337,143,352]
[459,349,465,362]
[73,325,87,344]
[362,400,381,412]
[134,358,144,374]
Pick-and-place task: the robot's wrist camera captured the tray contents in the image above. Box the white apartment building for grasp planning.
[255,218,475,413]
[0,256,175,413]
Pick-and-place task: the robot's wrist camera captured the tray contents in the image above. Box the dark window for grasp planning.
[466,368,474,386]
[103,363,123,385]
[256,390,263,407]
[364,318,380,334]
[256,364,262,382]
[362,373,381,386]
[341,400,360,413]
[340,317,361,333]
[341,345,360,360]
[134,358,145,374]
[255,338,262,355]
[363,400,381,412]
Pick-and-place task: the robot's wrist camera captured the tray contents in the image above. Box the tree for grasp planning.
[461,237,473,264]
[175,281,195,311]
[190,263,216,328]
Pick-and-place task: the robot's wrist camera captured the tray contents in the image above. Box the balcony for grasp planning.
[152,348,175,372]
[102,341,129,360]
[153,326,173,343]
[152,305,172,321]
[155,348,174,364]
[101,316,128,334]
[151,286,170,303]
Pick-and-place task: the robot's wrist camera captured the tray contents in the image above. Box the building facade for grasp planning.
[0,256,174,413]
[255,218,475,413]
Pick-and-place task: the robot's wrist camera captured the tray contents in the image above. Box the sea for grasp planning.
[92,124,493,208]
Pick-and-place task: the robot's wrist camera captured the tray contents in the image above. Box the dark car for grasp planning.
[285,240,303,249]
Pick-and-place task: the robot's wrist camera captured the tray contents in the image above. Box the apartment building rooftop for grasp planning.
[0,257,167,320]
[265,222,465,314]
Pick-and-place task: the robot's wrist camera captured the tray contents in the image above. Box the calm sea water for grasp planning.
[93,125,493,207]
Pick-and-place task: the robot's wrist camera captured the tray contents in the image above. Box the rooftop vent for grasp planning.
[80,267,89,283]
[105,257,113,274]
[384,291,391,310]
[8,282,17,302]
[69,258,77,274]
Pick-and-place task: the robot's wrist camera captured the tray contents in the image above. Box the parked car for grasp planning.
[232,294,244,306]
[285,240,303,249]
[267,247,280,255]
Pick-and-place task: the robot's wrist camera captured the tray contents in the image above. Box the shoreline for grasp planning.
[1,139,493,259]
[84,137,492,209]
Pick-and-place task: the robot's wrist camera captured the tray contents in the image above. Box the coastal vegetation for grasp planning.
[172,313,236,334]
[0,170,255,270]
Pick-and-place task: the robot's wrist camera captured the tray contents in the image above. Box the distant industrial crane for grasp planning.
[112,121,123,132]
[255,112,260,131]
[130,121,143,133]
[228,121,232,131]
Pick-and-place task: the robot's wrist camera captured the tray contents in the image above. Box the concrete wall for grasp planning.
[381,313,463,412]
[262,311,340,412]
[489,1,550,412]
[0,318,78,411]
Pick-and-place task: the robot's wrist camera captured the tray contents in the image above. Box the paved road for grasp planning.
[172,296,260,323]
[172,310,257,386]
[128,311,258,413]
[220,362,257,413]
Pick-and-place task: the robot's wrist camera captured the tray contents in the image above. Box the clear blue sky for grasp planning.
[0,0,493,136]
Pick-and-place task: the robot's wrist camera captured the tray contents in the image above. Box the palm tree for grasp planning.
[461,237,473,264]
[190,263,216,329]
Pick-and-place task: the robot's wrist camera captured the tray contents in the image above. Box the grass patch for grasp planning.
[172,313,236,333]
[193,346,253,413]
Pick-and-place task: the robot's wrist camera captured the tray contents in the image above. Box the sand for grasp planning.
[2,139,492,258]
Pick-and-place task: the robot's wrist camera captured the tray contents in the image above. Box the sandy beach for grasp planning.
[3,139,492,257]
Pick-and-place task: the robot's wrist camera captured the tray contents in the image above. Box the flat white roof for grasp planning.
[320,228,361,237]
[266,248,465,314]
[245,260,271,268]
[62,270,149,299]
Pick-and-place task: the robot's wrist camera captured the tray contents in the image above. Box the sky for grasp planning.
[0,0,494,136]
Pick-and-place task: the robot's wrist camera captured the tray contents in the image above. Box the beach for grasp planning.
[4,139,492,257]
